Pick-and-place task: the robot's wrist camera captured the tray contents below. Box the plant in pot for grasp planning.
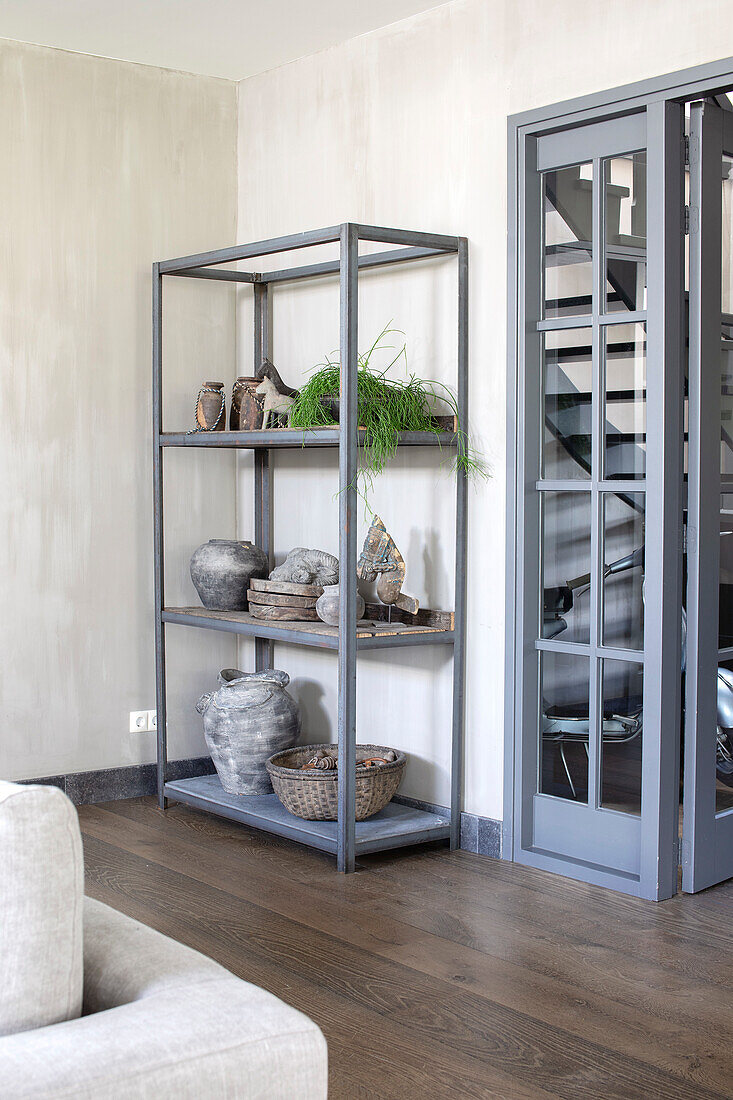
[288,324,485,502]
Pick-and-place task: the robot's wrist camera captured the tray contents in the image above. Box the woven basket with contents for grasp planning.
[266,743,406,821]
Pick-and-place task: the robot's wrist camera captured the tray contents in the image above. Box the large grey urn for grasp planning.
[197,669,301,795]
[190,539,268,611]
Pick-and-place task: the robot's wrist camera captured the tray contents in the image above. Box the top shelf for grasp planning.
[157,222,463,286]
[160,428,458,449]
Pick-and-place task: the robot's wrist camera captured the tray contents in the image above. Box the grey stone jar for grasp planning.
[197,669,301,796]
[189,539,268,611]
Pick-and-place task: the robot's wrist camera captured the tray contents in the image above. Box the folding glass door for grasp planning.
[683,98,733,892]
[513,106,684,900]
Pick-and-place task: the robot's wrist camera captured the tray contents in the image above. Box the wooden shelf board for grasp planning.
[162,607,455,649]
[164,774,451,855]
[160,429,457,449]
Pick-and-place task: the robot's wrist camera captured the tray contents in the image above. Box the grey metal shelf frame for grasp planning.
[153,222,468,872]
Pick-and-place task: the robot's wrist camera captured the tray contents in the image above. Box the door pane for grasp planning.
[722,154,733,315]
[720,493,733,648]
[543,164,593,319]
[716,658,733,814]
[600,658,643,815]
[601,491,645,651]
[722,343,733,478]
[603,153,647,314]
[603,323,646,480]
[540,651,590,802]
[543,328,593,479]
[542,491,592,643]
[719,156,733,813]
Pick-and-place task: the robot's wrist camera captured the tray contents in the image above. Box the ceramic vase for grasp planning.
[190,539,268,611]
[197,669,300,795]
[315,583,365,627]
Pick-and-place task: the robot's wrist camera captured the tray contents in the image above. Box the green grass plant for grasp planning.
[289,324,485,501]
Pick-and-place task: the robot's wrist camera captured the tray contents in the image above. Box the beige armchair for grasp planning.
[0,780,327,1099]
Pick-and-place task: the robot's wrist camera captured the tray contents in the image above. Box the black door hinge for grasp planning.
[685,205,699,234]
[684,134,690,166]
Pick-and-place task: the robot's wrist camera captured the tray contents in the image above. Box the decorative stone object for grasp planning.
[197,669,301,795]
[302,750,337,770]
[315,584,365,627]
[357,515,419,616]
[190,540,268,611]
[230,377,263,431]
[194,381,226,431]
[270,548,339,587]
[256,376,296,428]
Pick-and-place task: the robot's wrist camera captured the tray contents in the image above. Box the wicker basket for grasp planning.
[266,743,406,821]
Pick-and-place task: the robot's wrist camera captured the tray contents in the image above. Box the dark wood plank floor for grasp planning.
[78,797,733,1100]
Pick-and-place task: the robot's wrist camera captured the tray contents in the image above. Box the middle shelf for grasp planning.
[160,428,458,449]
[162,606,456,650]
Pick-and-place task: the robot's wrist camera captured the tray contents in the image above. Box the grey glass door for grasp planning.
[513,106,684,899]
[683,98,733,893]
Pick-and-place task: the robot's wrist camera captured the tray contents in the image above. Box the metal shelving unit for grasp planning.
[153,222,468,872]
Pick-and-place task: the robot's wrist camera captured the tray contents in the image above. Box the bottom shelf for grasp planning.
[164,774,451,857]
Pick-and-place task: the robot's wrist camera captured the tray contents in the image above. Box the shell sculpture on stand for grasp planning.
[357,515,419,617]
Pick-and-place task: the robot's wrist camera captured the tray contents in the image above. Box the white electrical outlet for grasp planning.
[147,710,157,730]
[129,711,149,733]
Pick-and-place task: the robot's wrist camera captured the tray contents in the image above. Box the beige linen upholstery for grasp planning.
[0,781,83,1036]
[0,781,328,1098]
[0,899,327,1098]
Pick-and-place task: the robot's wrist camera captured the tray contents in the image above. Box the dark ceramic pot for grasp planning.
[190,539,268,611]
[230,377,263,431]
[196,381,226,431]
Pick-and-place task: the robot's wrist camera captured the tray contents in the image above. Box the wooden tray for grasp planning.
[247,590,319,608]
[250,578,324,598]
[250,605,321,621]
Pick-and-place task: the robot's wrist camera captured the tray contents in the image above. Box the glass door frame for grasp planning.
[682,97,733,892]
[508,99,686,897]
[508,102,684,900]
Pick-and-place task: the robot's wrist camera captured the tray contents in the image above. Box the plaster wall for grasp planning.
[0,39,238,779]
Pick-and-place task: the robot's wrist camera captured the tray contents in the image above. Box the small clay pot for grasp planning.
[190,539,268,611]
[196,381,226,431]
[231,377,263,431]
[315,583,365,627]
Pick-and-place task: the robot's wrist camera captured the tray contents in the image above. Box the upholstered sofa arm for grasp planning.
[0,898,328,1099]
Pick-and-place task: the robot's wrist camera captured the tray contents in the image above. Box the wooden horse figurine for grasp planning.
[256,375,296,428]
[357,515,419,617]
[256,358,299,398]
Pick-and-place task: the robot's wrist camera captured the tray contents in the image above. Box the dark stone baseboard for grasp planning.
[15,757,215,806]
[392,794,501,858]
[458,811,502,859]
